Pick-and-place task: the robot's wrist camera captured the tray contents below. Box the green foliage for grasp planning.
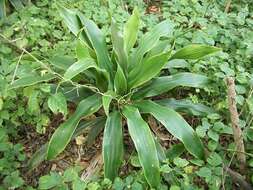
[0,0,25,19]
[0,0,253,189]
[12,5,219,188]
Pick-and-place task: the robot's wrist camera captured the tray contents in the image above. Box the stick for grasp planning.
[226,77,246,173]
[224,167,253,190]
[225,0,232,13]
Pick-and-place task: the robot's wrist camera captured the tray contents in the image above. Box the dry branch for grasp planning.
[225,0,232,13]
[224,167,253,190]
[226,77,246,172]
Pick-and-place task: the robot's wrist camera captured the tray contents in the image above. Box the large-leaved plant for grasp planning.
[10,6,221,188]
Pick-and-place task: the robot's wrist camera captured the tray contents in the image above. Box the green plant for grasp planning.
[9,5,221,188]
[0,0,27,18]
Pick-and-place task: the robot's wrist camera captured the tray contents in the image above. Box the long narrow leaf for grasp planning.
[132,73,209,99]
[63,58,96,80]
[50,85,93,103]
[27,117,106,171]
[122,106,160,188]
[9,74,56,89]
[49,55,75,71]
[135,100,205,160]
[58,6,81,36]
[170,44,221,60]
[0,0,6,18]
[78,13,113,80]
[156,98,215,116]
[111,19,128,72]
[123,7,140,53]
[9,0,24,10]
[129,20,174,70]
[129,52,171,89]
[102,91,115,116]
[47,94,102,160]
[114,64,127,95]
[76,40,90,60]
[103,111,124,180]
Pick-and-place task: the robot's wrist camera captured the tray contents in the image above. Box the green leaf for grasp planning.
[196,167,212,179]
[28,90,40,114]
[49,55,75,71]
[78,12,113,80]
[123,7,140,53]
[48,92,68,116]
[156,98,215,116]
[132,73,209,99]
[9,0,24,10]
[166,144,185,161]
[85,117,106,146]
[129,20,174,70]
[170,44,221,60]
[122,106,160,188]
[154,137,166,162]
[72,179,86,190]
[207,152,222,166]
[165,59,189,69]
[63,58,96,80]
[114,64,127,95]
[76,40,90,60]
[27,117,105,171]
[9,74,56,89]
[173,157,189,167]
[47,94,102,160]
[50,85,92,103]
[103,111,124,181]
[3,171,24,189]
[63,167,80,182]
[146,40,171,59]
[135,100,205,160]
[102,91,115,116]
[129,52,171,89]
[0,0,6,18]
[38,172,62,189]
[58,6,81,36]
[111,19,128,72]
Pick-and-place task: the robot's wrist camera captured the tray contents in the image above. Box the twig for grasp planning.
[11,51,24,84]
[226,77,246,173]
[225,0,232,13]
[224,167,253,190]
[0,33,115,99]
[81,152,103,181]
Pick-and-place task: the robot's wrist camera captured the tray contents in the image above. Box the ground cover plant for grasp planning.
[0,0,253,189]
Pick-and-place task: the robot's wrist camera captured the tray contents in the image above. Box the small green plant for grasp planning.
[9,6,221,188]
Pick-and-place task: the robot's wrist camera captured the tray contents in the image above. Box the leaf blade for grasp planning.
[9,74,56,89]
[129,52,170,89]
[63,58,96,80]
[122,106,160,188]
[58,6,81,36]
[78,13,113,80]
[156,98,215,116]
[129,20,174,70]
[123,7,140,53]
[170,44,221,60]
[103,111,124,180]
[132,72,209,99]
[47,94,102,160]
[135,100,205,160]
[114,64,127,95]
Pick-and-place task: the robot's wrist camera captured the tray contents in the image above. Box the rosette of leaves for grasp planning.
[10,6,221,188]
